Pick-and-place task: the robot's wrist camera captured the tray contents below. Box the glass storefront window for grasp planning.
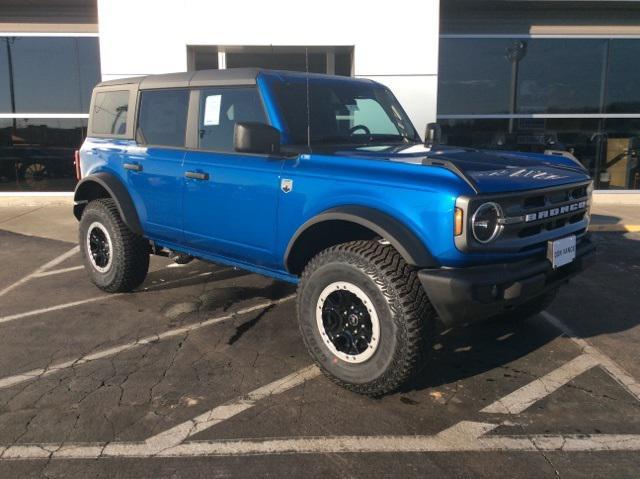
[0,41,11,112]
[601,119,640,190]
[439,38,607,115]
[439,117,640,190]
[439,117,601,180]
[605,40,640,113]
[438,39,513,115]
[0,36,101,192]
[0,118,87,192]
[438,37,640,189]
[516,39,606,114]
[6,37,100,113]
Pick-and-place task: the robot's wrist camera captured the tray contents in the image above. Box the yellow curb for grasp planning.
[589,224,640,232]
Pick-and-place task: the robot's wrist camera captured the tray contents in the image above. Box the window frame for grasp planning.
[87,84,138,139]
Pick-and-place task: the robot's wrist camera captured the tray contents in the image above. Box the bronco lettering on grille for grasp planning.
[524,201,587,223]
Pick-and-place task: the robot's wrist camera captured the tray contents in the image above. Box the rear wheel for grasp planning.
[297,240,435,396]
[79,198,149,293]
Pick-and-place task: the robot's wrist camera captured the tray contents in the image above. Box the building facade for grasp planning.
[1,0,639,192]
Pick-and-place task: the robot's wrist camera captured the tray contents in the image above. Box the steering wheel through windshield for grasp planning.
[348,124,372,142]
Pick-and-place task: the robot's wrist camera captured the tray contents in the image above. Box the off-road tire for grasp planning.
[496,290,558,322]
[79,198,149,293]
[297,240,435,397]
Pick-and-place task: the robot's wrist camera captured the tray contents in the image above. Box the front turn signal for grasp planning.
[454,207,464,236]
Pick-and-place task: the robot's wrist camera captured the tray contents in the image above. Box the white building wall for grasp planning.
[97,0,440,130]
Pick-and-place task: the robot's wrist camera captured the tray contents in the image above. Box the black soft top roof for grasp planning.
[96,68,376,90]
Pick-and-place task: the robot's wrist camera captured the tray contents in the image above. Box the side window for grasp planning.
[91,90,129,135]
[198,87,267,151]
[136,89,189,147]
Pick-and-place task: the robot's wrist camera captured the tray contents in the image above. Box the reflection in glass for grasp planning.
[439,118,601,182]
[137,90,189,147]
[1,37,100,113]
[438,39,513,115]
[92,90,130,135]
[0,118,86,191]
[438,38,607,115]
[606,40,640,113]
[517,39,605,114]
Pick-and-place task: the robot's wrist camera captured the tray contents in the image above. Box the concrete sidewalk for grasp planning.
[0,205,77,243]
[590,204,640,232]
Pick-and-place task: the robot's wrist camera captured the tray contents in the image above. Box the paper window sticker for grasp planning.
[203,94,222,126]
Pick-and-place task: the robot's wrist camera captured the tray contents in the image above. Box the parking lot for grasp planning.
[0,205,639,478]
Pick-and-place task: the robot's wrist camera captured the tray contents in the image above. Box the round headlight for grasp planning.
[471,202,502,243]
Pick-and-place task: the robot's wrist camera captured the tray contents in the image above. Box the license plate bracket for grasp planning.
[547,235,576,269]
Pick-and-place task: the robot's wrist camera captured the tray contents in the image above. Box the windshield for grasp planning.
[269,77,421,147]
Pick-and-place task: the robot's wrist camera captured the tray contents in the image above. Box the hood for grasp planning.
[315,143,591,194]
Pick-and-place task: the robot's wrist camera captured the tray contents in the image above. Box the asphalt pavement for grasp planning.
[0,204,638,478]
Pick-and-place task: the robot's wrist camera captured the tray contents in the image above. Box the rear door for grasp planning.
[124,89,189,242]
[182,86,283,268]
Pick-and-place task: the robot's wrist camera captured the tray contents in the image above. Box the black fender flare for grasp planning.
[73,172,143,235]
[285,205,439,271]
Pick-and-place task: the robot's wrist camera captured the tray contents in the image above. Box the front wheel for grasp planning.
[79,198,149,293]
[297,241,435,396]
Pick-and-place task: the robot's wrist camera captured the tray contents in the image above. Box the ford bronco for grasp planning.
[75,68,594,396]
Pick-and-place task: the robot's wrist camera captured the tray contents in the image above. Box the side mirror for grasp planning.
[425,122,441,148]
[234,122,281,155]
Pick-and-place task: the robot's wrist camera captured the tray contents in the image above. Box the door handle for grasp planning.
[123,162,143,172]
[185,171,209,181]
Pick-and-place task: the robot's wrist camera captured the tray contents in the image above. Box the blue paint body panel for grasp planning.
[79,71,592,283]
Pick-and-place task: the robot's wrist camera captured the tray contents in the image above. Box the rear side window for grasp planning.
[136,89,189,147]
[92,90,130,135]
[198,87,266,152]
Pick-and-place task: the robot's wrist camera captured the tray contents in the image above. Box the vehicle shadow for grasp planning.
[406,316,561,392]
[405,214,640,392]
[124,217,637,393]
[139,263,251,292]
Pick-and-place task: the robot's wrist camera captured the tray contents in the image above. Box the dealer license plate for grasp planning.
[547,235,576,269]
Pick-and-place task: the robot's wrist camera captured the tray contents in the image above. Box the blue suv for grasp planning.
[75,69,594,396]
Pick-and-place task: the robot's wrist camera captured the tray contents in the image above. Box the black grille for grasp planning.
[456,181,592,253]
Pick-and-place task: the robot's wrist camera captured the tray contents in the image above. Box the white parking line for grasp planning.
[2,311,640,459]
[542,311,640,402]
[0,267,236,326]
[115,365,321,455]
[481,354,599,414]
[0,296,295,390]
[0,295,119,325]
[4,427,640,459]
[33,266,84,278]
[0,246,79,299]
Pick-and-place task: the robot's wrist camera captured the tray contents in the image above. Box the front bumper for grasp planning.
[418,238,596,326]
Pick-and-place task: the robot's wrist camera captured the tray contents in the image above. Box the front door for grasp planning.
[182,87,283,268]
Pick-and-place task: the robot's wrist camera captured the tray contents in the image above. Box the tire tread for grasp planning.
[297,240,435,396]
[80,198,149,293]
